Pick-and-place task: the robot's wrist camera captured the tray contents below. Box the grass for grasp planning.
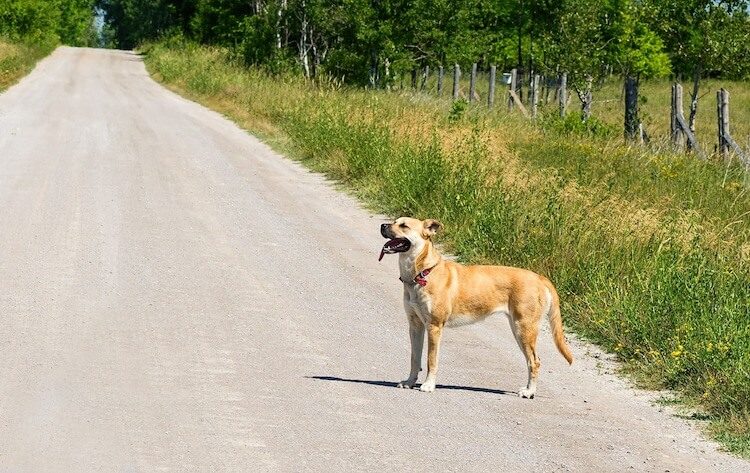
[0,38,54,92]
[143,38,750,456]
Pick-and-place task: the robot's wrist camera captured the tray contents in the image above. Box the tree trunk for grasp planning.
[298,0,310,78]
[384,58,391,91]
[369,50,378,88]
[516,0,523,68]
[581,75,593,122]
[310,26,319,78]
[624,76,639,141]
[275,0,286,50]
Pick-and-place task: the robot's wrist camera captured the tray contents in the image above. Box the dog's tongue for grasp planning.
[379,238,402,261]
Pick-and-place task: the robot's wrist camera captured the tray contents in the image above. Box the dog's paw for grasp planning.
[518,387,536,399]
[396,379,416,389]
[419,380,436,392]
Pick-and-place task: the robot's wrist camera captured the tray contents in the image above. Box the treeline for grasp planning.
[101,0,750,87]
[0,0,97,46]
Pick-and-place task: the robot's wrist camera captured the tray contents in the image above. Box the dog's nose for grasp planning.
[380,223,390,237]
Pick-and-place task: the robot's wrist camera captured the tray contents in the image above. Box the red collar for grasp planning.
[400,267,433,287]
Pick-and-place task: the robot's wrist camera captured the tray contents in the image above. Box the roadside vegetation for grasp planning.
[144,39,749,455]
[0,40,51,92]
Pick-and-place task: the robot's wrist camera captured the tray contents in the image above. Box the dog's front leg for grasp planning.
[397,313,424,389]
[419,323,443,392]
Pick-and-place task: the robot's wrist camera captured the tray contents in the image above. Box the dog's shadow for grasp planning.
[307,375,515,396]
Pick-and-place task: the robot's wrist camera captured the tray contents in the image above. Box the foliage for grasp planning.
[96,0,183,49]
[101,0,750,83]
[644,0,750,79]
[0,0,96,46]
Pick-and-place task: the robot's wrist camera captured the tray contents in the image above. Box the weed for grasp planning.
[448,99,468,123]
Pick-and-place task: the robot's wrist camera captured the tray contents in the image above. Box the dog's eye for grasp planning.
[400,223,408,229]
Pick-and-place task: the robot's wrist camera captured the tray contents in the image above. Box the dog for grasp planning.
[379,217,573,398]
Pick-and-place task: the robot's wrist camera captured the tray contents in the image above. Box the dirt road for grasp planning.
[0,47,746,472]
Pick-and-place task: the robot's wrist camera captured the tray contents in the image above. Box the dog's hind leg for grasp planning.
[419,323,444,392]
[397,312,424,389]
[516,320,541,399]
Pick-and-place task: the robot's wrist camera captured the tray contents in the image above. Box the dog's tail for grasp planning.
[543,278,574,365]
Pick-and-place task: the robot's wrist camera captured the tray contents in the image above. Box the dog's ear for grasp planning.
[422,219,443,238]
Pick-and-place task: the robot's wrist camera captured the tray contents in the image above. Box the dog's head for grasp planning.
[379,217,443,260]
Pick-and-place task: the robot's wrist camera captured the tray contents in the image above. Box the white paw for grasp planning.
[419,380,436,392]
[519,387,536,399]
[397,379,416,389]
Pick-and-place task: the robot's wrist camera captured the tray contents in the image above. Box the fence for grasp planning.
[387,63,750,175]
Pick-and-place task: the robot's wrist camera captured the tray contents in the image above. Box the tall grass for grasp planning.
[0,38,54,92]
[144,39,750,456]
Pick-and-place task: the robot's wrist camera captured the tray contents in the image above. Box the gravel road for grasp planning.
[0,47,747,472]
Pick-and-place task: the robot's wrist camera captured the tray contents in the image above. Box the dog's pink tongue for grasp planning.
[378,246,386,261]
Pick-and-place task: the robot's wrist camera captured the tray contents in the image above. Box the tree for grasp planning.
[1,0,96,46]
[97,0,183,49]
[644,0,750,137]
[539,0,669,121]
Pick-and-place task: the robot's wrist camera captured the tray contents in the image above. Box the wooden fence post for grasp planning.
[505,69,529,117]
[672,83,685,146]
[670,82,703,156]
[718,88,730,158]
[437,66,444,96]
[452,64,460,100]
[715,88,749,167]
[531,74,540,118]
[421,65,429,91]
[469,63,477,103]
[508,68,517,111]
[670,84,679,144]
[624,76,638,141]
[716,89,724,156]
[488,65,496,107]
[582,75,593,122]
[558,73,567,117]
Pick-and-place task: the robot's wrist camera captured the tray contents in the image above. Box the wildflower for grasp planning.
[671,344,684,358]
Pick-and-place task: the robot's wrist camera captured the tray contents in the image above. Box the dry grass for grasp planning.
[0,39,52,92]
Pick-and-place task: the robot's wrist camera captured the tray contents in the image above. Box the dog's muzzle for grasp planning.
[380,223,393,239]
[378,223,411,261]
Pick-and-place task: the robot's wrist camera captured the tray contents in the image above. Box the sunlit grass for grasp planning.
[144,39,750,456]
[0,39,54,92]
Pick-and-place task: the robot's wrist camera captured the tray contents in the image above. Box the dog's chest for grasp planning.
[405,285,433,324]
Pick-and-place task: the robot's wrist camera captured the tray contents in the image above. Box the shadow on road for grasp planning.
[306,375,515,396]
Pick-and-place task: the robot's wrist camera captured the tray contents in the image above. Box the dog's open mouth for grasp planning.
[378,238,411,261]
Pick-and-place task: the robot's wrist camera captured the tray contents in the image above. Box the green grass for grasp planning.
[0,38,54,92]
[143,38,750,456]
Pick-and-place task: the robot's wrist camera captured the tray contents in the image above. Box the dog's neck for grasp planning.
[399,239,442,282]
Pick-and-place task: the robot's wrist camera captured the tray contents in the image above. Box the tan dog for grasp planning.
[379,217,573,398]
